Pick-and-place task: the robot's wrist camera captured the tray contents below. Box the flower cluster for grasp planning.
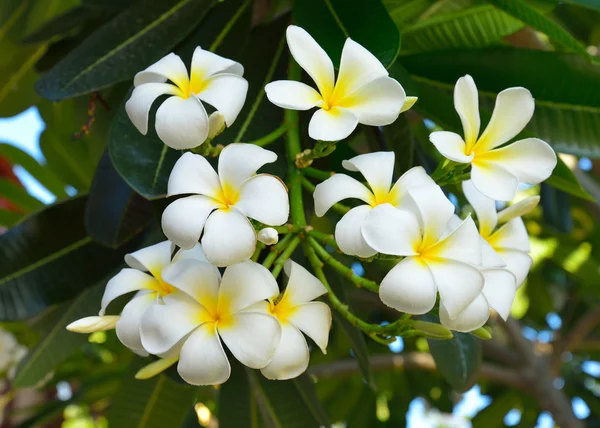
[69,24,557,385]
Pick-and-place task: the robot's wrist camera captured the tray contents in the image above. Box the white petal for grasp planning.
[234,174,289,225]
[283,260,327,305]
[389,166,438,211]
[116,291,155,352]
[476,87,535,152]
[342,151,395,195]
[161,195,218,250]
[134,53,189,89]
[197,74,248,126]
[219,261,279,313]
[481,269,516,320]
[140,292,204,355]
[429,131,473,163]
[427,259,484,319]
[161,259,220,309]
[100,269,158,315]
[338,76,405,126]
[333,38,388,100]
[191,46,244,80]
[481,239,506,268]
[471,160,519,201]
[124,241,172,279]
[178,323,230,385]
[361,204,420,256]
[496,249,532,288]
[406,184,456,247]
[480,138,557,185]
[167,152,221,199]
[155,95,209,149]
[201,209,256,267]
[173,242,210,264]
[488,217,530,252]
[67,316,119,333]
[454,75,480,148]
[462,180,497,238]
[265,81,322,110]
[218,312,281,369]
[260,323,309,380]
[335,205,377,258]
[497,196,540,224]
[288,302,332,353]
[125,83,179,135]
[286,25,334,99]
[308,107,358,141]
[379,257,437,314]
[427,216,482,266]
[440,294,489,332]
[218,143,277,190]
[313,174,372,217]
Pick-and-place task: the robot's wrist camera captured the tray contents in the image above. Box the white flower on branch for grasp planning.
[265,26,407,141]
[161,143,289,267]
[126,47,248,149]
[429,74,557,201]
[140,259,281,386]
[313,151,437,257]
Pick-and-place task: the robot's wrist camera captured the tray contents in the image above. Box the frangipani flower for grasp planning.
[161,143,289,267]
[254,261,331,380]
[96,241,212,354]
[429,75,557,201]
[265,26,406,141]
[361,185,484,318]
[140,260,281,386]
[313,151,437,258]
[126,47,248,149]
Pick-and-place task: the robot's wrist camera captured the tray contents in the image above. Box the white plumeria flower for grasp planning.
[126,47,248,149]
[313,151,437,258]
[429,75,557,201]
[140,259,281,386]
[161,143,289,267]
[265,26,406,141]
[361,184,484,318]
[249,260,332,380]
[98,240,212,354]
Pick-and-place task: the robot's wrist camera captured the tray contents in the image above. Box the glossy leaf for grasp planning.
[219,359,256,428]
[0,196,135,321]
[293,0,400,67]
[35,0,217,100]
[427,330,482,392]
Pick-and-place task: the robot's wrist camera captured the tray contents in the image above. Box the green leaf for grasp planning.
[0,208,21,227]
[384,0,435,28]
[0,44,45,117]
[0,177,44,212]
[13,283,104,387]
[293,0,400,67]
[105,360,196,428]
[21,6,98,44]
[219,359,257,428]
[427,330,482,392]
[401,5,523,53]
[563,0,600,12]
[487,0,591,57]
[0,196,135,321]
[35,0,217,101]
[248,371,329,428]
[546,156,594,201]
[86,151,153,247]
[472,391,521,428]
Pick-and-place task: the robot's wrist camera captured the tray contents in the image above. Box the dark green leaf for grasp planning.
[546,157,594,201]
[0,178,44,212]
[248,370,329,428]
[0,196,135,321]
[563,0,600,12]
[384,0,435,28]
[427,330,482,392]
[21,6,99,44]
[35,0,217,100]
[219,359,257,428]
[472,391,521,428]
[105,359,196,428]
[294,0,400,67]
[86,151,153,247]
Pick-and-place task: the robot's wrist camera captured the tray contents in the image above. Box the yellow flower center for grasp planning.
[269,295,297,323]
[197,295,236,330]
[215,182,240,209]
[368,186,400,208]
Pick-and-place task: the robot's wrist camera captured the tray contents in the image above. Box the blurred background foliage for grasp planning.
[0,0,599,426]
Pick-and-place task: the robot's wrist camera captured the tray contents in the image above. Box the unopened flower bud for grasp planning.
[412,320,453,340]
[135,355,179,380]
[258,227,279,245]
[207,112,226,140]
[497,196,540,224]
[400,96,418,113]
[66,316,120,334]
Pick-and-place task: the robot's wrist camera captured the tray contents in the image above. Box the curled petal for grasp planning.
[191,46,244,81]
[167,152,222,199]
[125,83,179,135]
[454,75,480,148]
[261,323,309,380]
[67,316,119,333]
[124,240,172,279]
[172,242,211,265]
[116,291,156,352]
[313,174,372,217]
[428,216,482,266]
[335,205,377,258]
[406,184,456,247]
[161,259,221,309]
[218,143,277,191]
[488,217,530,252]
[429,131,473,164]
[462,180,497,238]
[134,53,189,89]
[440,294,489,333]
[197,74,248,126]
[496,249,532,288]
[178,323,231,385]
[265,81,322,110]
[100,269,158,315]
[283,260,327,305]
[201,209,256,267]
[288,302,332,353]
[389,166,437,212]
[308,107,358,141]
[342,151,395,196]
[481,239,506,268]
[155,95,209,149]
[471,160,519,201]
[361,204,420,256]
[162,195,218,250]
[482,269,516,320]
[497,196,540,224]
[219,261,279,313]
[234,174,289,226]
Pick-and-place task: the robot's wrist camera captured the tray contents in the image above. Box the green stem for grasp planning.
[306,229,338,250]
[271,224,300,234]
[246,124,287,147]
[301,177,350,215]
[251,242,265,262]
[271,236,301,279]
[262,233,295,269]
[295,140,338,168]
[303,167,334,181]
